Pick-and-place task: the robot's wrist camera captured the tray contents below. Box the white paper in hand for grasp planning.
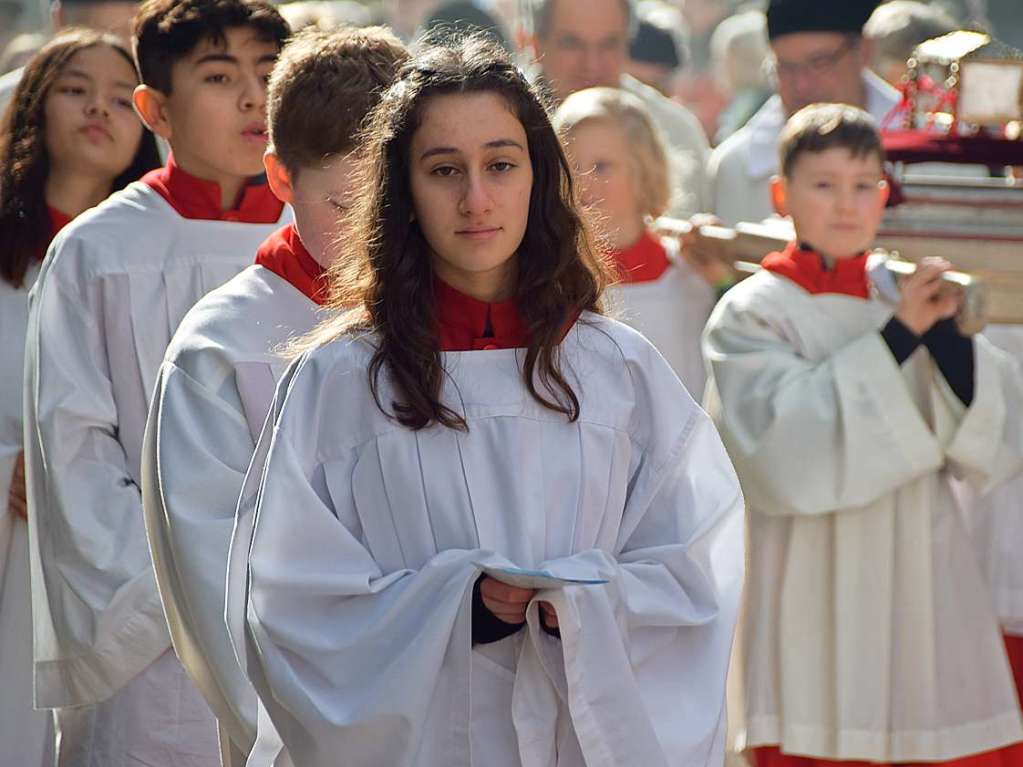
[475,563,609,590]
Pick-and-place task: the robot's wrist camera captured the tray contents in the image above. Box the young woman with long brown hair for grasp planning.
[229,34,744,767]
[0,27,159,766]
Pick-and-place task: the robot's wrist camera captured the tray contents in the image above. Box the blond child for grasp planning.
[554,86,718,397]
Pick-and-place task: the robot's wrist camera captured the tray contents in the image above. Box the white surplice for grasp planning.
[229,314,745,767]
[142,263,323,765]
[703,270,1023,762]
[22,182,289,765]
[957,326,1023,636]
[0,264,51,767]
[607,237,716,400]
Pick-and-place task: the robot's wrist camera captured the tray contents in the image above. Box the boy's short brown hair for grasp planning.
[779,103,885,177]
[268,26,409,175]
[133,0,290,94]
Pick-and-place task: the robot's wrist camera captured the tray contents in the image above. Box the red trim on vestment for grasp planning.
[1005,634,1023,710]
[434,277,531,351]
[761,242,871,298]
[142,154,283,223]
[610,230,670,284]
[254,224,328,304]
[753,741,1023,767]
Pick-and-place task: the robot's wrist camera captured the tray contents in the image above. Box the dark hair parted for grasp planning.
[309,34,608,431]
[133,0,290,94]
[268,26,408,175]
[0,29,162,289]
[779,102,885,177]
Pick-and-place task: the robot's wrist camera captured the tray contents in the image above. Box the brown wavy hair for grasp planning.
[308,34,608,431]
[0,29,162,288]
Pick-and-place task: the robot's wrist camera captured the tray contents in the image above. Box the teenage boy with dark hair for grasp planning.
[704,103,1023,767]
[22,0,290,763]
[140,26,409,767]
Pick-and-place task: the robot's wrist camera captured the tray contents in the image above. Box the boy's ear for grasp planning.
[264,151,295,205]
[133,85,172,141]
[770,176,788,217]
[877,178,891,208]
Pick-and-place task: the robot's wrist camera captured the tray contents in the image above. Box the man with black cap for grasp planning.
[0,0,141,110]
[706,0,898,225]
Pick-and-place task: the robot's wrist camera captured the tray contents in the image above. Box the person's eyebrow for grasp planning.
[484,138,525,151]
[61,69,94,81]
[256,53,278,64]
[421,138,525,161]
[193,52,239,67]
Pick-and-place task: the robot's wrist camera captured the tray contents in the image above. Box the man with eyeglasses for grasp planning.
[529,0,712,216]
[707,0,896,225]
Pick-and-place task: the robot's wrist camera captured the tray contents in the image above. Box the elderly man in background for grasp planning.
[864,0,958,87]
[707,0,896,225]
[530,0,711,216]
[0,0,140,109]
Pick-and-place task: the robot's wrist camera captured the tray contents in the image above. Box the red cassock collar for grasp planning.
[434,276,531,351]
[48,206,72,239]
[142,154,284,224]
[760,241,871,298]
[254,224,329,304]
[34,206,73,262]
[610,230,670,284]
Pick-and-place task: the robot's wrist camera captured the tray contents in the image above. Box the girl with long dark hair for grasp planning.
[230,35,744,767]
[0,27,160,766]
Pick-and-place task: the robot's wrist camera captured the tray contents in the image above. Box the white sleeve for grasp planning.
[939,337,1023,491]
[515,409,744,767]
[23,237,168,707]
[236,359,494,767]
[704,297,945,516]
[141,358,258,749]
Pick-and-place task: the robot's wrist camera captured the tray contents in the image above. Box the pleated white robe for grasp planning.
[142,264,323,766]
[22,182,289,764]
[229,314,745,767]
[0,264,51,767]
[607,238,716,400]
[703,270,1023,762]
[957,326,1023,636]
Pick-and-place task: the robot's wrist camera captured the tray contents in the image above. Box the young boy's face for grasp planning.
[774,146,888,260]
[289,152,359,269]
[163,26,279,185]
[566,118,646,250]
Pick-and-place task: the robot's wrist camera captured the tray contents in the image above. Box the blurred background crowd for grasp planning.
[3,0,1021,150]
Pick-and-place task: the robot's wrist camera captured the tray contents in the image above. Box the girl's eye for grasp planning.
[431,166,459,177]
[205,74,228,84]
[490,161,515,172]
[814,181,833,190]
[115,98,134,109]
[58,85,86,96]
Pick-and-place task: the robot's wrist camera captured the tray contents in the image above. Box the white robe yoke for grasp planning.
[231,314,745,767]
[607,237,717,400]
[22,180,289,718]
[142,264,324,761]
[703,270,1023,762]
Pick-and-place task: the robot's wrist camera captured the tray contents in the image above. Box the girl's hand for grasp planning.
[539,601,559,631]
[479,576,536,625]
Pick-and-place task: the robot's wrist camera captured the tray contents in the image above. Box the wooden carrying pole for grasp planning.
[655,217,1023,332]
